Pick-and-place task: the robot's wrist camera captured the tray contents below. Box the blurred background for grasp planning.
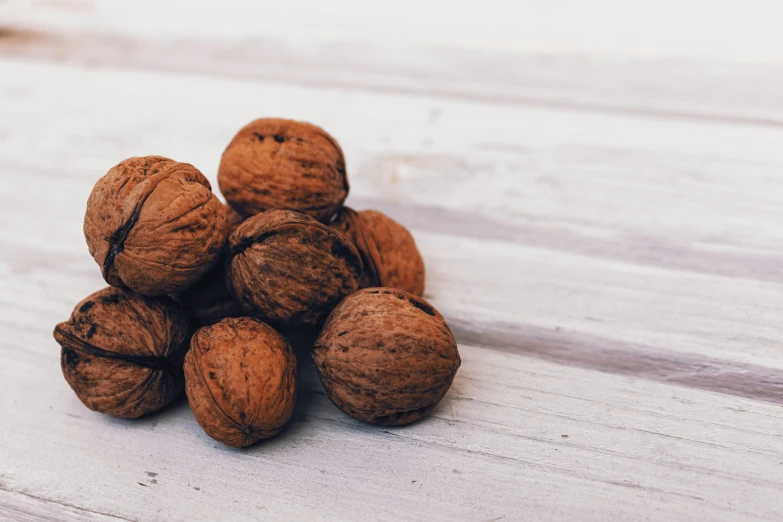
[2,0,783,57]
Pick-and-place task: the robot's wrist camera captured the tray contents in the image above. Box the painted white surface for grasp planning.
[4,0,783,59]
[3,340,783,521]
[0,4,782,521]
[5,13,783,127]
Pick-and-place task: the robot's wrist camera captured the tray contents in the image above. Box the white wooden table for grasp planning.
[1,1,782,520]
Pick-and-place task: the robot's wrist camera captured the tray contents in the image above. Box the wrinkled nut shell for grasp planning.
[184,317,298,447]
[218,118,348,222]
[226,210,362,326]
[330,208,425,296]
[84,156,228,296]
[313,288,460,426]
[53,287,192,418]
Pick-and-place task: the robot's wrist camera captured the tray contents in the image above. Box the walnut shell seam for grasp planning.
[54,326,184,375]
[189,344,260,440]
[100,161,199,282]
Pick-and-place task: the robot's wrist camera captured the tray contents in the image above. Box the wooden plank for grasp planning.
[5,204,783,402]
[0,59,781,378]
[3,203,783,402]
[0,29,782,520]
[2,329,783,521]
[0,490,125,522]
[3,6,783,128]
[3,0,782,60]
[2,59,782,269]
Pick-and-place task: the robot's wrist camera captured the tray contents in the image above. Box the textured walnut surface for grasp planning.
[218,119,348,222]
[184,317,298,447]
[84,156,228,296]
[330,208,425,296]
[227,210,362,326]
[313,288,460,426]
[53,287,192,418]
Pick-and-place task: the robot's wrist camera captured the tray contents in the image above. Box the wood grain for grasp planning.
[1,59,781,373]
[3,27,783,129]
[3,333,783,521]
[0,4,782,519]
[0,490,126,522]
[5,0,783,129]
[3,0,783,60]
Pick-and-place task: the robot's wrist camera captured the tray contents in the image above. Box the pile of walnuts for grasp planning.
[54,118,461,448]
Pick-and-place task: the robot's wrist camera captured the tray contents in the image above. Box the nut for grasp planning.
[330,208,425,296]
[218,118,348,222]
[171,254,242,326]
[53,287,192,418]
[184,317,298,447]
[313,288,460,426]
[226,210,362,326]
[84,156,228,296]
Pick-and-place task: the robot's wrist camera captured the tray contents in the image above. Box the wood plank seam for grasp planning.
[450,319,783,404]
[2,29,783,130]
[0,487,132,522]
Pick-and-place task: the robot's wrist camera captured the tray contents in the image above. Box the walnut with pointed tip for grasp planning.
[53,287,192,418]
[330,208,425,296]
[218,119,348,222]
[184,317,298,447]
[84,156,228,296]
[226,210,362,326]
[314,288,460,426]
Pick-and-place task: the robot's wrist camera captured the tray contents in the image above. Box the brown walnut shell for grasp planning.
[313,288,460,426]
[218,118,348,222]
[330,208,425,296]
[184,317,298,447]
[226,210,362,326]
[53,287,192,418]
[171,254,242,327]
[84,156,228,296]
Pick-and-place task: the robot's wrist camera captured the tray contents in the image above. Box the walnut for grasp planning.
[313,288,460,426]
[330,208,425,296]
[226,210,362,326]
[184,317,298,447]
[84,156,228,296]
[218,119,348,222]
[53,287,192,418]
[171,254,242,326]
